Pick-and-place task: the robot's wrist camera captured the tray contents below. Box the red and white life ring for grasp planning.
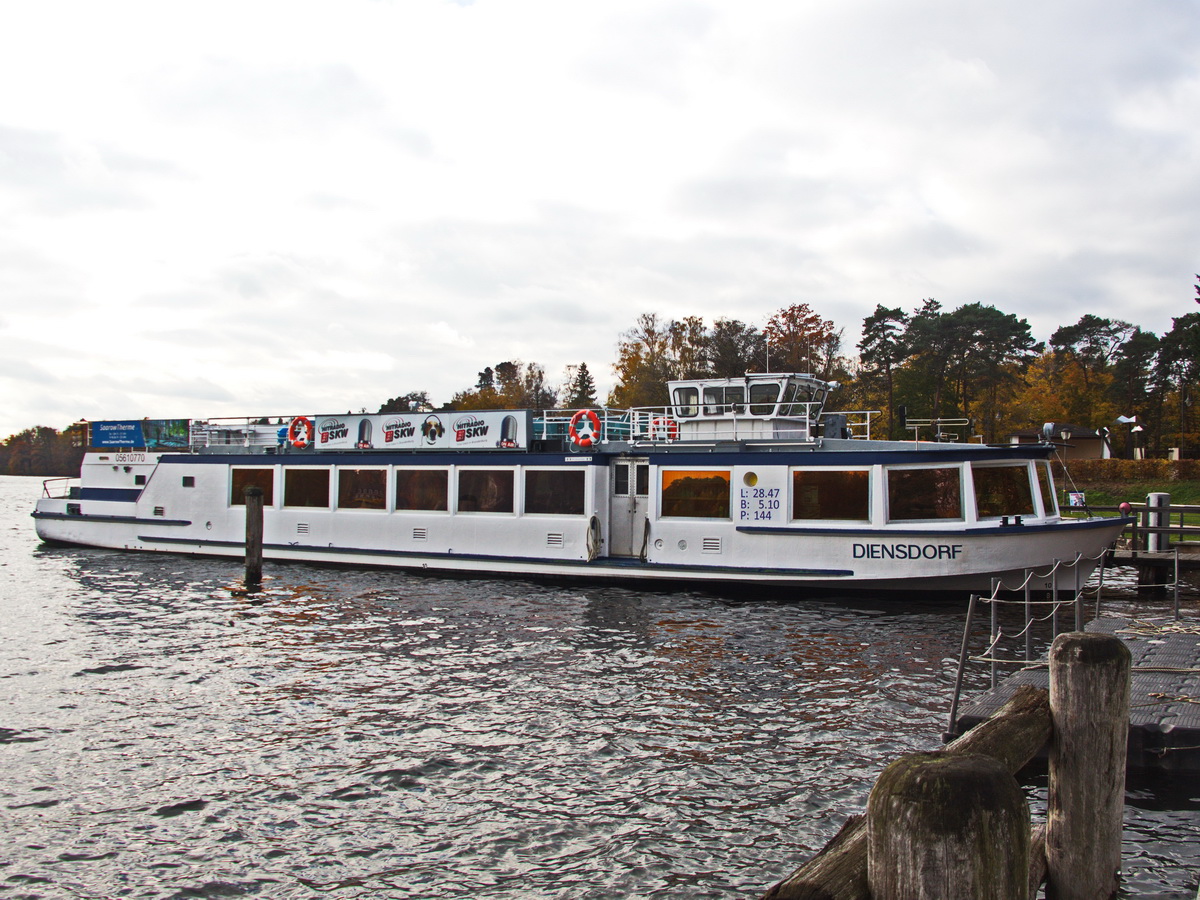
[288,416,313,449]
[568,409,602,448]
[650,417,679,441]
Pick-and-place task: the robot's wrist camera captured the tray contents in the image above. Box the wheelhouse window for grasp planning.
[972,465,1034,519]
[703,386,746,415]
[792,469,870,521]
[232,468,274,505]
[458,469,514,513]
[395,469,448,511]
[887,467,962,521]
[337,468,386,510]
[284,469,330,508]
[1036,462,1058,516]
[748,383,781,416]
[673,387,699,418]
[661,470,731,519]
[781,381,820,417]
[525,470,585,515]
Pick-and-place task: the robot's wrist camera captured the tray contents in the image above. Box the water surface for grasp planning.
[2,476,1197,898]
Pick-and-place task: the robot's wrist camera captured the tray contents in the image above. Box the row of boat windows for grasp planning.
[228,462,1055,522]
[660,464,1055,521]
[231,468,586,515]
[672,382,824,418]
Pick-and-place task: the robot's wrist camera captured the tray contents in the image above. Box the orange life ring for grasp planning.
[650,417,678,441]
[288,416,313,449]
[568,409,602,448]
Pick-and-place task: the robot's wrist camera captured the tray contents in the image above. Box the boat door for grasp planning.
[609,458,650,558]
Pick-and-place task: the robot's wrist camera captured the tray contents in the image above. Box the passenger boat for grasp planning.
[32,374,1127,594]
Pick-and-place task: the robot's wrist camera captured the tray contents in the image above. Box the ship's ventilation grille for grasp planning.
[153,507,165,517]
[412,528,428,541]
[546,533,565,547]
[701,537,722,553]
[296,523,310,534]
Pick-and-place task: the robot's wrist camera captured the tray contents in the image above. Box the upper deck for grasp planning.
[74,373,1010,457]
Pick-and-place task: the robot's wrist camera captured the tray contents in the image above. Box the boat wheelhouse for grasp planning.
[33,374,1127,594]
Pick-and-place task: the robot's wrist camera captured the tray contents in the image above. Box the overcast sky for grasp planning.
[2,0,1197,437]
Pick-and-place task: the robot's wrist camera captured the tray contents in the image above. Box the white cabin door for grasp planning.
[610,458,650,558]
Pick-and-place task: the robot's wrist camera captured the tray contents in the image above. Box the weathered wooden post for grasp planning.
[1046,632,1131,899]
[762,685,1052,900]
[244,485,264,589]
[867,752,1030,900]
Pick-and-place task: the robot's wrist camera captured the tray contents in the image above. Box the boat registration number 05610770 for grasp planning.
[114,453,146,463]
[739,487,780,522]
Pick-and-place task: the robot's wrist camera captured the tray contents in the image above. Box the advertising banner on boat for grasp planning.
[90,419,191,449]
[312,411,530,451]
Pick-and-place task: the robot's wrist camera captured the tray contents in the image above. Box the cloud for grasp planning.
[0,0,1197,437]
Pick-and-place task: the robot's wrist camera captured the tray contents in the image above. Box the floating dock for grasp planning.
[949,617,1200,773]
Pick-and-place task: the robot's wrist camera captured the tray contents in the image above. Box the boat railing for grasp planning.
[823,409,880,440]
[945,549,1119,737]
[536,401,858,445]
[41,476,80,499]
[189,418,294,451]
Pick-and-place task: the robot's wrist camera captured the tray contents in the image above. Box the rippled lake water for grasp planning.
[2,475,1198,898]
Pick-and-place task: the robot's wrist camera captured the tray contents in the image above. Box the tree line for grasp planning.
[5,279,1199,476]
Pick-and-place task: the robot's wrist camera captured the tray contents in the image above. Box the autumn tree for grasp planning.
[1047,315,1134,427]
[1152,313,1200,453]
[0,426,84,476]
[707,318,767,376]
[763,303,842,377]
[450,360,557,410]
[609,313,679,407]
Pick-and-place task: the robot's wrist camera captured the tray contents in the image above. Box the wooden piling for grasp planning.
[1046,632,1131,900]
[243,485,264,589]
[866,752,1030,900]
[762,685,1050,900]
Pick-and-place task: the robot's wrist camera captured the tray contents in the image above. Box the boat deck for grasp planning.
[948,616,1200,773]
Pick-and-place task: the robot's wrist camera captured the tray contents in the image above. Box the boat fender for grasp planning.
[650,417,678,441]
[586,515,602,561]
[288,416,313,449]
[568,409,602,448]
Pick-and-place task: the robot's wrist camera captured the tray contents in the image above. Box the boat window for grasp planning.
[284,469,330,508]
[673,387,699,418]
[232,468,275,506]
[1036,462,1058,516]
[972,465,1035,519]
[395,469,448,511]
[660,470,731,519]
[458,469,514,513]
[636,463,649,496]
[525,470,585,515]
[781,382,815,417]
[337,468,387,510]
[748,383,780,416]
[702,386,747,416]
[792,469,870,521]
[886,467,962,521]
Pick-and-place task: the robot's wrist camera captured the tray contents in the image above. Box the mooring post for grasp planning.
[866,752,1030,900]
[244,485,264,589]
[1046,632,1131,899]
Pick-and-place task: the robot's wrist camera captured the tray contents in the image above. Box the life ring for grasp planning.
[568,409,602,448]
[288,416,313,449]
[650,417,678,441]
